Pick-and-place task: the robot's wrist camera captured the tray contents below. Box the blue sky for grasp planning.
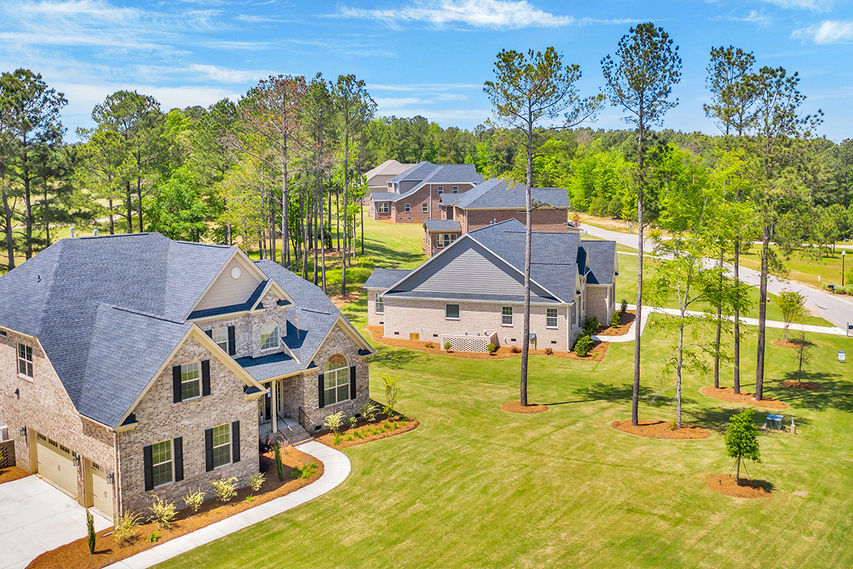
[1,0,852,140]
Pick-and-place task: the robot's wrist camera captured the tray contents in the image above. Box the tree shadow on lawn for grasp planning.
[364,240,425,268]
[770,371,851,412]
[373,347,419,369]
[545,382,653,406]
[684,397,812,433]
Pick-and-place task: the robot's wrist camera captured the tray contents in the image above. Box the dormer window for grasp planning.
[260,322,279,351]
[211,327,228,352]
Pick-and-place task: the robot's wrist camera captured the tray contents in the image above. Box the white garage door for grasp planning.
[36,434,78,496]
[89,462,112,517]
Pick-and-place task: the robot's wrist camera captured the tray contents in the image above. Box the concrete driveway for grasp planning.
[0,475,111,569]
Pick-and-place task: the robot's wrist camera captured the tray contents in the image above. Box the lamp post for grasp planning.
[843,250,847,287]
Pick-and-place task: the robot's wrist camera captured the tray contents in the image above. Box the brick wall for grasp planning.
[116,335,259,515]
[0,328,118,514]
[466,207,569,232]
[391,183,477,223]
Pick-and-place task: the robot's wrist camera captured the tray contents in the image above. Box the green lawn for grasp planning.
[159,219,853,569]
[738,245,850,290]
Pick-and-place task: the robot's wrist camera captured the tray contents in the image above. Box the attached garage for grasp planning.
[87,461,112,518]
[36,434,78,496]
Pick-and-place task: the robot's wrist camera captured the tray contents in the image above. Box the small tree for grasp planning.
[273,442,285,482]
[725,409,761,484]
[778,290,805,343]
[86,509,96,554]
[382,375,399,416]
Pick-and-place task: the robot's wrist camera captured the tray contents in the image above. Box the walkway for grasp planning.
[591,304,847,343]
[0,476,111,569]
[104,441,350,569]
[582,224,853,330]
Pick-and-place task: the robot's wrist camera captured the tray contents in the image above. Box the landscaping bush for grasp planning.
[425,342,435,348]
[348,416,358,429]
[148,495,177,529]
[86,509,96,554]
[510,345,521,353]
[620,299,628,315]
[444,341,452,352]
[486,343,497,354]
[113,511,142,546]
[544,347,554,356]
[273,442,285,482]
[574,334,593,357]
[324,411,345,434]
[610,311,620,327]
[182,489,205,513]
[291,462,318,479]
[147,530,159,543]
[359,401,379,422]
[211,477,238,503]
[582,317,599,336]
[247,471,265,493]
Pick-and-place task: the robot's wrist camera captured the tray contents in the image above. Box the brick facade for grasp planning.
[371,182,478,222]
[464,207,568,233]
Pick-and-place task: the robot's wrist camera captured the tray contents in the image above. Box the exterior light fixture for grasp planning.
[19,426,26,437]
[72,455,80,467]
[107,472,114,484]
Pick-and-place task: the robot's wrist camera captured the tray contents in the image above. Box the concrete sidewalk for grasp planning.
[104,441,350,569]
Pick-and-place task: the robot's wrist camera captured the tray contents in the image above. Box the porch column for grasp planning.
[271,380,278,433]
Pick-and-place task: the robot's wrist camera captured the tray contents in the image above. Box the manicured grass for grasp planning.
[738,245,850,290]
[158,307,852,569]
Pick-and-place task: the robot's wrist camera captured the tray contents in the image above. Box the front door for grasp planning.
[275,379,285,418]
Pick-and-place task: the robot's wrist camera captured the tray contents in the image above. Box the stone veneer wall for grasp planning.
[117,336,258,515]
[0,328,118,515]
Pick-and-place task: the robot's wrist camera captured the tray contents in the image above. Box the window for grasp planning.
[375,295,384,315]
[260,322,279,350]
[211,327,228,352]
[422,202,428,213]
[445,304,460,320]
[437,186,444,194]
[502,306,513,326]
[151,440,173,488]
[180,362,201,400]
[211,424,232,468]
[324,354,350,405]
[377,202,389,214]
[437,234,457,248]
[17,343,33,377]
[547,308,558,328]
[452,186,459,193]
[404,203,411,213]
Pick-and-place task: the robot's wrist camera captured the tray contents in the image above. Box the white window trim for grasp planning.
[324,356,350,406]
[437,186,444,194]
[375,295,385,315]
[17,343,33,379]
[211,326,229,353]
[501,306,513,327]
[452,186,459,193]
[181,362,202,401]
[404,203,411,213]
[377,202,389,213]
[151,439,174,489]
[422,202,428,213]
[445,303,460,321]
[211,424,232,470]
[260,322,280,351]
[546,308,559,329]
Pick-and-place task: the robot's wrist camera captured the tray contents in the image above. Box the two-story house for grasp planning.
[368,161,484,223]
[423,178,573,256]
[366,219,617,352]
[0,233,373,520]
[364,159,415,201]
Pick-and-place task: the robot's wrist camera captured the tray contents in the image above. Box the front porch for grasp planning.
[257,376,313,444]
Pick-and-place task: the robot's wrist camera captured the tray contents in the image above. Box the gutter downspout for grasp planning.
[113,430,122,518]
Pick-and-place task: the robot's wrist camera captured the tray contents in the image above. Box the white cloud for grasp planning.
[793,20,853,43]
[337,0,575,29]
[761,0,833,10]
[369,82,482,92]
[184,64,267,83]
[730,10,772,27]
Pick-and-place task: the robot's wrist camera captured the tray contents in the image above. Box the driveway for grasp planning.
[0,475,111,569]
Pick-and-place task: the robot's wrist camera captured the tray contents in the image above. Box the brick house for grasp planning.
[0,233,373,520]
[364,159,414,201]
[368,161,484,223]
[423,178,574,256]
[366,219,617,352]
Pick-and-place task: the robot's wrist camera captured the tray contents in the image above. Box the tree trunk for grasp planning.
[756,218,770,400]
[676,319,684,429]
[714,246,723,389]
[1,167,15,270]
[733,237,741,394]
[281,138,289,268]
[360,174,365,256]
[320,179,327,293]
[632,119,645,427]
[313,190,319,286]
[520,114,533,407]
[736,455,741,485]
[136,176,143,233]
[342,131,350,298]
[43,187,50,247]
[301,193,308,279]
[108,197,115,235]
[125,181,134,233]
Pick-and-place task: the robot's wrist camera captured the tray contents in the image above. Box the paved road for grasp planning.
[582,224,853,332]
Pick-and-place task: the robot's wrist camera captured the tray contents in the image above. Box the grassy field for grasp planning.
[158,218,853,569]
[738,245,851,290]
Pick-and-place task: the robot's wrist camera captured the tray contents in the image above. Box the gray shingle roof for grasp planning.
[389,162,483,202]
[580,240,617,285]
[364,268,412,289]
[369,191,397,201]
[451,179,570,210]
[424,219,462,232]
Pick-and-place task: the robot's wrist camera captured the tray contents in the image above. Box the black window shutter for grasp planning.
[201,360,211,396]
[227,326,236,355]
[317,373,325,408]
[349,366,357,399]
[172,366,182,403]
[143,444,153,491]
[173,437,184,482]
[204,428,214,472]
[231,421,240,463]
[205,329,213,338]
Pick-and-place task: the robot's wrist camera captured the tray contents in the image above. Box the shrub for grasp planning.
[333,432,342,445]
[359,401,379,422]
[324,411,345,434]
[147,530,159,543]
[247,471,265,493]
[383,375,399,415]
[544,347,554,356]
[273,442,285,482]
[486,343,497,354]
[182,489,205,513]
[291,462,318,479]
[444,341,452,351]
[348,416,358,429]
[620,299,628,315]
[610,311,620,327]
[424,342,435,348]
[582,317,599,335]
[211,477,238,503]
[245,495,254,503]
[510,345,521,354]
[113,511,142,546]
[148,495,177,529]
[574,334,593,357]
[86,509,96,554]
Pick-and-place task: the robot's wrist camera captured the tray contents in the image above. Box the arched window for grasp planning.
[323,354,350,405]
[260,322,279,350]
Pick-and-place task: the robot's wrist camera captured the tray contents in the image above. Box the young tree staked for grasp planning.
[602,23,682,425]
[485,46,601,406]
[724,408,760,484]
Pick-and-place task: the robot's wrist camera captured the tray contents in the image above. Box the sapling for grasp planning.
[725,409,761,484]
[382,375,399,417]
[273,442,285,482]
[86,509,96,554]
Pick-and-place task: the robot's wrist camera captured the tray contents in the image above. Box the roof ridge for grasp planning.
[108,304,188,325]
[78,232,161,240]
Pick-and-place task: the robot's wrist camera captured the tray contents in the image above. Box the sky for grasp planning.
[1,0,852,141]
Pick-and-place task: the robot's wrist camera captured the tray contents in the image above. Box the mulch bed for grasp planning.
[28,447,322,569]
[706,474,772,498]
[700,386,789,409]
[316,414,420,449]
[367,326,608,361]
[0,466,30,485]
[772,339,806,349]
[596,311,636,336]
[780,380,821,390]
[501,401,549,414]
[611,419,711,439]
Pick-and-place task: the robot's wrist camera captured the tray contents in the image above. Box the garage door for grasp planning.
[88,462,112,517]
[36,434,78,496]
